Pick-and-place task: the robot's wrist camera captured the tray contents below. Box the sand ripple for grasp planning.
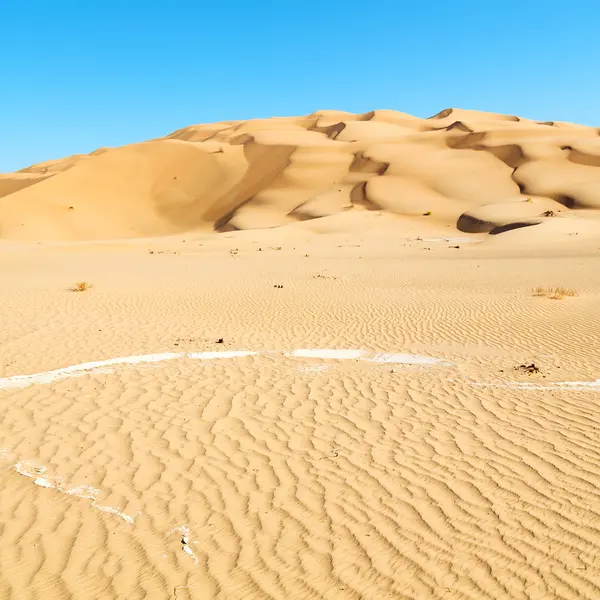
[2,350,600,599]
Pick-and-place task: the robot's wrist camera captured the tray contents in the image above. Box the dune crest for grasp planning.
[1,108,599,241]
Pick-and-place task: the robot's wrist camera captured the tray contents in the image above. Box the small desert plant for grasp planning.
[69,281,93,292]
[423,211,432,216]
[549,287,578,300]
[533,286,577,300]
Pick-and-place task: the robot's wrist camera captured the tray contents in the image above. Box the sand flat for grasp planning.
[0,232,599,600]
[1,109,600,599]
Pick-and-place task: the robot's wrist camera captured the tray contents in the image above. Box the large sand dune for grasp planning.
[1,108,599,241]
[1,109,600,600]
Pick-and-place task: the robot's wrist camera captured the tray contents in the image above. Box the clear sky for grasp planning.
[1,0,598,172]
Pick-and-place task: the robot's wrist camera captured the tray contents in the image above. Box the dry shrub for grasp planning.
[533,286,577,300]
[69,281,93,292]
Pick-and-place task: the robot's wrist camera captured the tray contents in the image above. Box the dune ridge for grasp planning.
[1,108,599,241]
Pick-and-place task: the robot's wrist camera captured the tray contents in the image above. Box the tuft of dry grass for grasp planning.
[533,286,578,300]
[69,281,93,292]
[550,287,578,300]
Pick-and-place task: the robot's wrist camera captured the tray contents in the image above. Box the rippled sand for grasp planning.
[1,229,599,599]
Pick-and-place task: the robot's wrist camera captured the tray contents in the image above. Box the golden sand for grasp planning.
[1,109,599,599]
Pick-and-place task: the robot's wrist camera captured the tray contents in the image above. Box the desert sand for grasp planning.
[0,108,600,599]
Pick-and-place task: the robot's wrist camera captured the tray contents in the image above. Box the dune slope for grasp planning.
[1,108,599,241]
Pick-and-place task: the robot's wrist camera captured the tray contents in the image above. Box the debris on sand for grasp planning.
[514,363,541,375]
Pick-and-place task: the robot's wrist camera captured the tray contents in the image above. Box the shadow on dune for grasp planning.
[488,221,542,235]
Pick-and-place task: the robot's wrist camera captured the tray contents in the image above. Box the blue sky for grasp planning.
[1,0,598,172]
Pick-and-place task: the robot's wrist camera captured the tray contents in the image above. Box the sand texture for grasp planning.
[1,108,600,599]
[1,108,600,241]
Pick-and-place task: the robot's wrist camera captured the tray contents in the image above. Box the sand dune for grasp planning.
[1,108,600,599]
[1,107,599,241]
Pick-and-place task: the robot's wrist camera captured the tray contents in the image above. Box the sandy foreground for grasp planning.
[0,224,599,600]
[1,109,600,599]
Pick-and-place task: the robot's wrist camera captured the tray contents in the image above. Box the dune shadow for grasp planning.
[489,221,542,235]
